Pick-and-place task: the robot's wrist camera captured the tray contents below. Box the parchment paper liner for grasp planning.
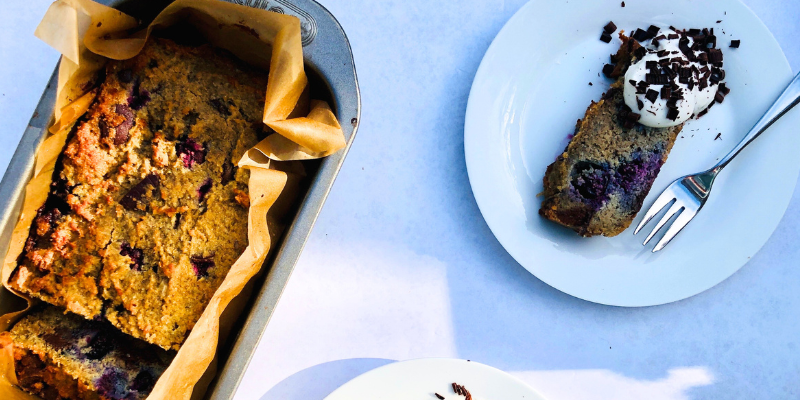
[0,0,345,398]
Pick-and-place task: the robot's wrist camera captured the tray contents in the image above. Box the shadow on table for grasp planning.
[258,358,395,400]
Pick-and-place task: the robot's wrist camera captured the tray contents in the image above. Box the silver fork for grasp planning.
[634,71,800,252]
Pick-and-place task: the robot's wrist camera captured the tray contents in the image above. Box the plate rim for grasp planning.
[323,358,546,400]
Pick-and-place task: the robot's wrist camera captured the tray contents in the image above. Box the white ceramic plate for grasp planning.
[464,0,800,306]
[323,358,546,400]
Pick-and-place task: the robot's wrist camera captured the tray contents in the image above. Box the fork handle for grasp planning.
[712,71,800,174]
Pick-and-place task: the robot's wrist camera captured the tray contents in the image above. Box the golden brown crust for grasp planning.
[10,38,268,349]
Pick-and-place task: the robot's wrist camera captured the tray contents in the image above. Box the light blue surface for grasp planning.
[2,1,799,399]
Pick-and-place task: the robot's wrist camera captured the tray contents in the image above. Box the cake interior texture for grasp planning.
[5,306,173,400]
[9,37,269,349]
[539,35,683,237]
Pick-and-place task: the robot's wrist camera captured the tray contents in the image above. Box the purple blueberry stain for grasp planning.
[176,137,206,169]
[84,330,114,360]
[130,370,156,394]
[190,255,215,278]
[113,104,135,145]
[120,242,144,271]
[571,162,610,202]
[127,77,150,110]
[95,369,130,400]
[197,178,213,202]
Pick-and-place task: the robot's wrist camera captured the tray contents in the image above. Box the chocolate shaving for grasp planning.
[706,34,717,48]
[604,21,617,33]
[729,39,740,48]
[634,46,647,60]
[647,25,660,36]
[714,91,725,103]
[667,98,678,109]
[119,174,160,211]
[645,89,659,103]
[661,86,671,99]
[627,112,641,122]
[646,74,669,85]
[602,64,615,77]
[632,28,652,42]
[718,82,730,95]
[113,104,134,146]
[600,32,612,43]
[637,98,644,110]
[666,108,679,121]
[436,394,445,400]
[715,133,722,140]
[708,48,723,63]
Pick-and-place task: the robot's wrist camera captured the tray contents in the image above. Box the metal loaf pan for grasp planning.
[0,0,359,398]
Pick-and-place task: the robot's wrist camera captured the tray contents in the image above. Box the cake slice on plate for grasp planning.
[540,26,729,237]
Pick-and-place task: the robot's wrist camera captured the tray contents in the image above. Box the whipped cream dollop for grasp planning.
[623,27,726,128]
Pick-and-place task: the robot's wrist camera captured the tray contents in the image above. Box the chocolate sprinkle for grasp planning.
[730,39,740,48]
[621,1,625,6]
[436,394,445,400]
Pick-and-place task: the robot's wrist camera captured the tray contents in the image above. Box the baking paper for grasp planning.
[0,0,344,398]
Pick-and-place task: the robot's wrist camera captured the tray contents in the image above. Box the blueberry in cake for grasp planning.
[540,25,730,237]
[10,37,268,349]
[4,306,172,400]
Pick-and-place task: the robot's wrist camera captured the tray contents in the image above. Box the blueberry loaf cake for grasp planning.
[10,37,267,349]
[540,26,728,236]
[3,306,172,400]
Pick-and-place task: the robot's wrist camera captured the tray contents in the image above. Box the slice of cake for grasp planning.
[10,37,268,349]
[540,26,728,237]
[3,306,172,400]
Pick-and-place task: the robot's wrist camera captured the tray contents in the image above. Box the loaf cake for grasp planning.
[10,37,268,349]
[540,26,728,237]
[4,306,173,400]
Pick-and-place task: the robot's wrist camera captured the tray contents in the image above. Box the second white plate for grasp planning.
[324,358,546,400]
[464,0,800,306]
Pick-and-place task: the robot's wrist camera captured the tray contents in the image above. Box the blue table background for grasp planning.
[2,1,799,399]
